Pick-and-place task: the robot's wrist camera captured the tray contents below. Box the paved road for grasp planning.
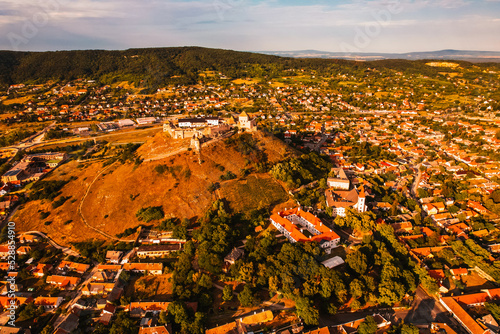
[18,231,81,257]
[410,163,423,199]
[393,286,462,332]
[53,262,98,329]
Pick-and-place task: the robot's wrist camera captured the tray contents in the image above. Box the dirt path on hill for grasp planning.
[77,161,135,242]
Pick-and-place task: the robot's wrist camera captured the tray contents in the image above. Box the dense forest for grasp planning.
[1,47,498,91]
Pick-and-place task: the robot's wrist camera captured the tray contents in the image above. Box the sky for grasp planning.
[0,0,500,53]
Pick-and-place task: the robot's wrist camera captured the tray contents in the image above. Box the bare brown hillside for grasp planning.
[13,131,294,246]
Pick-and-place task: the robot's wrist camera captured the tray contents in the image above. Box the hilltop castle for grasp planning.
[238,111,257,131]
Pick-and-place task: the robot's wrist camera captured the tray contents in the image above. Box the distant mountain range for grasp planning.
[259,49,500,62]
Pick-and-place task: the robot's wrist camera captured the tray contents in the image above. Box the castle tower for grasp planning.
[190,134,201,151]
[239,111,249,123]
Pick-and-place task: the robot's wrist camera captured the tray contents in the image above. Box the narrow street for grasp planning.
[53,265,98,329]
[410,162,423,200]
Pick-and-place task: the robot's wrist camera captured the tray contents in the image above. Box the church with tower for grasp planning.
[325,168,367,217]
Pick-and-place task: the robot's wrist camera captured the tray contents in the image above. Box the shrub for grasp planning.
[52,196,72,208]
[220,171,236,181]
[136,206,164,222]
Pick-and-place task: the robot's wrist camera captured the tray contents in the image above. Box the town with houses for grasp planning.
[0,60,500,334]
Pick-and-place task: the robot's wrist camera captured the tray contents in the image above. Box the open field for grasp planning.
[199,71,217,78]
[220,174,289,214]
[339,81,362,86]
[0,120,50,134]
[28,126,162,152]
[426,61,460,68]
[124,274,173,300]
[270,81,286,88]
[232,78,260,85]
[2,95,33,105]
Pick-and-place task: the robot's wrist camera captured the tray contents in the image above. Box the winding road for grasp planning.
[18,231,80,257]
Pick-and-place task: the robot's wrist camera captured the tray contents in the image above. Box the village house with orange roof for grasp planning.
[138,325,172,334]
[46,275,81,290]
[34,296,64,311]
[32,264,52,277]
[57,261,90,274]
[122,263,163,275]
[206,310,274,334]
[0,296,32,310]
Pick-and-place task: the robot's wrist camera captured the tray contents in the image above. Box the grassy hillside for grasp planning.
[13,131,294,246]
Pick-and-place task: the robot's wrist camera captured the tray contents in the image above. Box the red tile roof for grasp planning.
[440,297,488,334]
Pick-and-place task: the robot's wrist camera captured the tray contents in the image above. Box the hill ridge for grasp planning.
[13,130,293,246]
[2,46,499,90]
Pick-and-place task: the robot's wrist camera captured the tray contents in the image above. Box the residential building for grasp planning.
[46,275,81,290]
[136,244,182,258]
[138,325,172,334]
[270,208,340,253]
[123,263,163,275]
[34,296,63,310]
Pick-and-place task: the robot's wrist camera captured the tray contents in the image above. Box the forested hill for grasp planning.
[0,46,495,90]
[0,47,345,88]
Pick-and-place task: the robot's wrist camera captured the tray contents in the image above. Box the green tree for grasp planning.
[400,323,419,334]
[119,270,130,283]
[238,262,254,283]
[346,250,368,275]
[159,311,168,324]
[223,285,233,302]
[389,322,419,334]
[110,311,135,334]
[40,325,54,334]
[349,279,365,299]
[168,301,190,332]
[350,299,362,310]
[120,296,131,306]
[417,188,430,198]
[238,285,255,307]
[197,273,212,290]
[390,200,399,216]
[335,209,376,232]
[485,302,500,322]
[269,276,279,294]
[295,297,319,326]
[448,205,459,214]
[358,316,378,334]
[327,302,337,315]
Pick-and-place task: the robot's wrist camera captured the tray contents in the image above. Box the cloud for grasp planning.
[0,0,498,52]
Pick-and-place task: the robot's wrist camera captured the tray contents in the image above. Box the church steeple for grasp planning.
[357,185,366,213]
